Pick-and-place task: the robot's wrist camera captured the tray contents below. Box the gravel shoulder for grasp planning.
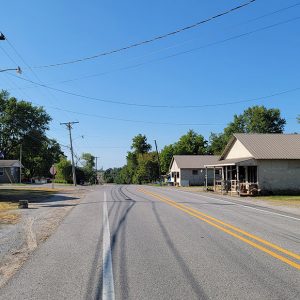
[0,185,92,287]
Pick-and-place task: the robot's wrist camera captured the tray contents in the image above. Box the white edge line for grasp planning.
[102,191,115,300]
[157,187,300,222]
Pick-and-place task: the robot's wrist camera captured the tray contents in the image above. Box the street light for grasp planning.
[0,66,22,74]
[0,32,22,74]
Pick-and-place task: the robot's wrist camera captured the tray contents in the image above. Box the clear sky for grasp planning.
[1,0,299,169]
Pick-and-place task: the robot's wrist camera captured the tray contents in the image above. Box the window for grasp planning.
[177,172,179,178]
[0,168,4,176]
[192,170,198,175]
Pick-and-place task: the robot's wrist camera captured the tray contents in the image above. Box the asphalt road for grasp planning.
[0,185,299,300]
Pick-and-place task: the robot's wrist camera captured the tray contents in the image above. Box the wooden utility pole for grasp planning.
[19,144,22,183]
[95,156,99,184]
[154,140,162,186]
[60,121,79,186]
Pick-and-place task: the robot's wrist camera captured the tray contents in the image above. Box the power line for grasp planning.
[6,12,300,91]
[2,35,76,122]
[35,102,225,126]
[32,0,256,69]
[10,72,300,109]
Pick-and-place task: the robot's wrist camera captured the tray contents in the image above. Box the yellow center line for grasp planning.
[138,188,300,270]
[140,188,300,261]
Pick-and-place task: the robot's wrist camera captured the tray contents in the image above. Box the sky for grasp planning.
[1,0,300,169]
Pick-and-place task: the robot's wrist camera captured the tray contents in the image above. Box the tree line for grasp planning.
[104,105,287,184]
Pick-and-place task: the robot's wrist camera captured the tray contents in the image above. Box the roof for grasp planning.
[221,134,300,160]
[171,155,220,169]
[0,160,23,168]
[205,157,256,167]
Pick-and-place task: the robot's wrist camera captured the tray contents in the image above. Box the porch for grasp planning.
[205,157,260,196]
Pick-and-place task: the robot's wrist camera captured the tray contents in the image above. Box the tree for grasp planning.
[20,137,63,178]
[131,134,152,154]
[81,153,96,184]
[173,130,207,155]
[103,168,122,183]
[159,130,208,174]
[132,152,159,184]
[55,156,72,183]
[209,105,286,154]
[208,133,228,155]
[0,90,51,158]
[160,144,175,174]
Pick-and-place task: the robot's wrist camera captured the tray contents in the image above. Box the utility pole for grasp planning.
[154,140,162,186]
[60,121,79,186]
[19,144,22,183]
[95,156,99,184]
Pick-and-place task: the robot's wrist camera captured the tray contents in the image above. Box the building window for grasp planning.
[0,168,4,176]
[192,170,198,175]
[177,172,179,178]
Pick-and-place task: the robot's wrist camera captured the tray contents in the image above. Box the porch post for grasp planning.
[213,167,216,192]
[221,167,225,195]
[205,167,208,190]
[237,165,240,194]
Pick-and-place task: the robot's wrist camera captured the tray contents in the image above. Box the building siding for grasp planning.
[0,167,20,183]
[257,160,300,193]
[225,139,253,159]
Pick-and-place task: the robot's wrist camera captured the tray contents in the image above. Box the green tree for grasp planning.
[131,134,151,154]
[103,168,122,183]
[132,152,159,184]
[209,105,286,154]
[160,144,175,174]
[81,152,96,184]
[20,137,63,178]
[173,130,207,155]
[0,90,51,158]
[55,156,72,183]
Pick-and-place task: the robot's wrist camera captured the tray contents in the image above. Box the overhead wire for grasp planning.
[3,36,78,123]
[5,7,300,92]
[9,72,300,109]
[31,0,256,69]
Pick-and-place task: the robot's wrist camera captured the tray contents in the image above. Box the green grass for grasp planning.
[255,195,300,206]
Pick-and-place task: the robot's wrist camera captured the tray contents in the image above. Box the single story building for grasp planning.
[169,155,221,186]
[205,133,300,195]
[0,160,23,184]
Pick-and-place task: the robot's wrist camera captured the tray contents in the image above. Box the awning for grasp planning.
[204,157,257,167]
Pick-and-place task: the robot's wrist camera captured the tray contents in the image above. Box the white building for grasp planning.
[205,133,300,195]
[169,155,220,187]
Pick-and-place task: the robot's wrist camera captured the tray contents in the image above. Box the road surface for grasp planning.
[0,185,299,299]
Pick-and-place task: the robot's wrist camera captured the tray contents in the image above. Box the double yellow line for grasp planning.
[138,188,300,270]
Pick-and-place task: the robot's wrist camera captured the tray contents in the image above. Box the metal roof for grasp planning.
[205,157,256,167]
[172,155,220,169]
[221,134,300,160]
[0,160,23,167]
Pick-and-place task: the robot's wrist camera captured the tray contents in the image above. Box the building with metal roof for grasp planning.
[169,155,220,186]
[205,134,300,195]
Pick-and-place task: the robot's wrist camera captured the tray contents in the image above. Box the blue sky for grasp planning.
[1,0,300,168]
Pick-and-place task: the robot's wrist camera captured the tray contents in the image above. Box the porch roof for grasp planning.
[204,157,256,167]
[0,160,23,168]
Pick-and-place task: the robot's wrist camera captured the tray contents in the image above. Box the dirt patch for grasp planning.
[0,187,89,287]
[0,202,20,224]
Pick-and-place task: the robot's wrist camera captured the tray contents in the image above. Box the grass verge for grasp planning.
[0,202,20,224]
